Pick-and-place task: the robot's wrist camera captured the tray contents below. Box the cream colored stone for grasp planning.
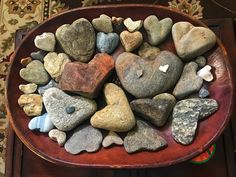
[124,18,143,32]
[19,83,37,94]
[102,131,123,148]
[49,129,66,146]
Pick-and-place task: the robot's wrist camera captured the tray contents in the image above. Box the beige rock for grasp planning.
[44,52,71,81]
[120,30,143,52]
[19,83,37,94]
[90,83,136,132]
[18,94,43,116]
[20,57,32,66]
[102,131,123,148]
[124,18,143,32]
[34,32,56,52]
[138,42,160,60]
[48,129,66,146]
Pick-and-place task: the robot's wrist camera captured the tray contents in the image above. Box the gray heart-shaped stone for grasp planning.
[56,18,95,62]
[43,87,97,131]
[115,51,183,98]
[92,14,113,33]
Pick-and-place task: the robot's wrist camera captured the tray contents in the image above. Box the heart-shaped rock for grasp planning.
[43,52,71,81]
[59,53,115,98]
[112,16,125,33]
[56,18,95,62]
[30,50,48,61]
[130,93,176,127]
[102,131,123,148]
[144,15,173,46]
[120,30,143,52]
[92,14,113,33]
[124,18,143,32]
[28,113,54,132]
[38,79,58,95]
[34,32,56,52]
[49,129,66,146]
[116,51,183,98]
[172,22,217,60]
[90,83,136,132]
[20,60,50,85]
[173,62,203,99]
[64,124,102,154]
[96,32,119,54]
[197,65,213,82]
[138,42,160,60]
[43,88,97,131]
[19,83,37,94]
[124,120,167,153]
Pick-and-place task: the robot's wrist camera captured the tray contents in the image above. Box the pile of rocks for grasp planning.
[18,14,219,154]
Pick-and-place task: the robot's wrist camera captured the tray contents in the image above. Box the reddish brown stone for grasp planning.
[59,53,115,98]
[20,57,32,66]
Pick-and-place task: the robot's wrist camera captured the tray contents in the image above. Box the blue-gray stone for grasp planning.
[28,113,54,132]
[30,50,48,61]
[38,79,58,95]
[199,87,210,98]
[96,32,119,54]
[66,106,75,114]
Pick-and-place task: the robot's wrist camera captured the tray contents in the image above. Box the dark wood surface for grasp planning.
[5,17,236,177]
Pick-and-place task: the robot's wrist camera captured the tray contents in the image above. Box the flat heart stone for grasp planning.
[138,42,160,60]
[96,32,119,54]
[56,18,95,62]
[19,83,37,94]
[124,120,167,153]
[112,16,125,33]
[38,79,58,95]
[43,88,97,131]
[30,50,48,61]
[43,52,71,81]
[90,83,136,132]
[20,60,50,85]
[59,53,115,98]
[197,65,213,82]
[144,15,173,46]
[124,18,143,32]
[102,131,123,148]
[116,51,183,98]
[172,22,217,60]
[28,113,54,132]
[173,62,203,99]
[64,124,102,154]
[18,94,43,116]
[49,129,66,146]
[92,14,113,33]
[130,93,176,127]
[34,32,56,52]
[120,30,143,52]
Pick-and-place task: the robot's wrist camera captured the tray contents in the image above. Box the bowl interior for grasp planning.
[6,4,234,168]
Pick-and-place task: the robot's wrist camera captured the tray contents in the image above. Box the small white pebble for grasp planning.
[197,65,213,82]
[159,64,169,72]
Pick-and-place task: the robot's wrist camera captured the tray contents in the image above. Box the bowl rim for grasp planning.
[5,4,235,168]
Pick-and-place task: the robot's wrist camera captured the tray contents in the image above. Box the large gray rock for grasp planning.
[116,51,183,98]
[64,125,102,154]
[43,88,97,131]
[173,62,203,99]
[124,120,167,153]
[130,93,176,127]
[56,18,95,62]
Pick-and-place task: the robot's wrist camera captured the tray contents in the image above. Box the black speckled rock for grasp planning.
[173,62,203,99]
[64,125,102,155]
[130,93,176,127]
[124,120,167,153]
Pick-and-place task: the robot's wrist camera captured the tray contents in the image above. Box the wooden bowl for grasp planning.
[5,4,234,168]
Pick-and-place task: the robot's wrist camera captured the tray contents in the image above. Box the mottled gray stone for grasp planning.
[56,18,95,62]
[124,120,167,153]
[92,14,113,33]
[116,51,183,98]
[172,98,218,145]
[96,32,119,54]
[43,88,97,131]
[38,79,58,95]
[138,42,160,60]
[130,93,176,127]
[144,15,173,45]
[173,62,203,99]
[195,56,206,68]
[102,131,123,148]
[199,87,210,98]
[64,125,102,154]
[30,50,48,61]
[20,60,50,85]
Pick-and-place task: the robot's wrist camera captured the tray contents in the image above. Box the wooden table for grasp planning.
[5,18,236,177]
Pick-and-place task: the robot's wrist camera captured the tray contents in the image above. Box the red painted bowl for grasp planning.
[5,4,234,168]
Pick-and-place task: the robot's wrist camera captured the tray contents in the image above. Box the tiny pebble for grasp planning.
[20,57,32,66]
[199,87,210,98]
[65,106,76,114]
[30,50,48,61]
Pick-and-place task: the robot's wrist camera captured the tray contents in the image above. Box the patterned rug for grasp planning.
[0,0,204,176]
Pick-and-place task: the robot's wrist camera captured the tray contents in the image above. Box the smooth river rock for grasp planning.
[49,129,66,146]
[116,51,183,98]
[34,32,56,52]
[28,113,54,132]
[96,32,119,54]
[90,83,136,132]
[43,88,97,131]
[92,14,113,33]
[102,131,123,148]
[124,18,143,32]
[120,30,143,52]
[130,93,176,127]
[124,120,167,153]
[172,22,217,60]
[56,18,95,62]
[30,50,48,61]
[64,125,102,154]
[173,62,203,99]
